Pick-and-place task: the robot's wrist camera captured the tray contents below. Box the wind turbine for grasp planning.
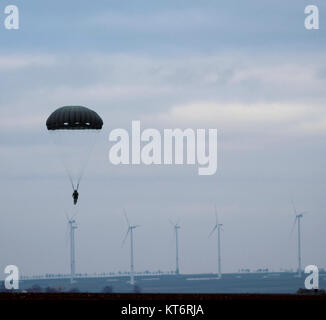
[291,201,308,277]
[209,205,223,279]
[66,213,78,284]
[169,219,181,275]
[122,209,140,286]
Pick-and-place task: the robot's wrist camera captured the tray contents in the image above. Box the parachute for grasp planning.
[46,106,103,205]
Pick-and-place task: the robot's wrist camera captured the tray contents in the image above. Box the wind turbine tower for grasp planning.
[291,202,307,277]
[209,205,223,279]
[68,218,78,284]
[122,210,140,286]
[170,220,181,275]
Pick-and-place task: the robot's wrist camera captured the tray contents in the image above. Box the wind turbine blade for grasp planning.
[169,219,175,227]
[290,217,297,237]
[134,225,141,228]
[122,228,130,247]
[123,208,130,226]
[209,225,217,238]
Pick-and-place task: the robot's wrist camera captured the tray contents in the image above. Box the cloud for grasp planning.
[0,52,325,140]
[141,101,326,149]
[0,55,56,70]
[1,114,44,130]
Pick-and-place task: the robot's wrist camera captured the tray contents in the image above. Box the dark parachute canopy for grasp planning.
[46,106,103,205]
[46,106,103,130]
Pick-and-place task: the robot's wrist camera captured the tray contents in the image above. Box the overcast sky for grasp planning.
[1,1,326,278]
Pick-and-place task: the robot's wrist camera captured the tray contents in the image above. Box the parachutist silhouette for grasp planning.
[46,106,103,206]
[72,190,79,205]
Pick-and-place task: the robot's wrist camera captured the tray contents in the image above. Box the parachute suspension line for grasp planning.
[62,160,76,191]
[60,159,76,191]
[75,130,100,192]
[58,158,75,191]
[49,130,76,191]
[69,175,75,191]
